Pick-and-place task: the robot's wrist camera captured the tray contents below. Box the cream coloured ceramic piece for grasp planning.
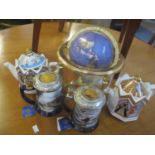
[106,74,155,122]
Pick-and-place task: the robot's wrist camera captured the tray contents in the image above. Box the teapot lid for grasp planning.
[15,51,47,73]
[120,77,145,97]
[117,75,147,103]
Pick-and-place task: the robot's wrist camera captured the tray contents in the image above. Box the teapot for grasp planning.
[105,74,155,122]
[4,50,62,104]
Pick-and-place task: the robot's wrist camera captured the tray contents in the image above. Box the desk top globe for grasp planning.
[68,27,120,70]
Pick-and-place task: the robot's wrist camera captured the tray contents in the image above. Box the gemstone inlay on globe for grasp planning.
[68,29,117,69]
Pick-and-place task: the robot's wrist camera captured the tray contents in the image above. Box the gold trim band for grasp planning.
[57,42,125,76]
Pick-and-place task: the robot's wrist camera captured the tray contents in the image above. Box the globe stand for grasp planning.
[58,41,125,114]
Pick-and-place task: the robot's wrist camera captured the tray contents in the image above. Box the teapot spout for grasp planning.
[4,62,18,80]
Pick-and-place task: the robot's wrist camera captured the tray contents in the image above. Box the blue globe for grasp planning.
[69,31,115,69]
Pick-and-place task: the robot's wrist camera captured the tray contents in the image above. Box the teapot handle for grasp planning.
[20,85,36,105]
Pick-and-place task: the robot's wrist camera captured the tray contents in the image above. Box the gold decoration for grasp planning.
[57,42,124,76]
[39,73,56,83]
[120,77,145,97]
[83,88,98,100]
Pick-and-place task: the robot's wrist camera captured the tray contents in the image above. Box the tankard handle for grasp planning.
[62,83,77,113]
[20,85,36,105]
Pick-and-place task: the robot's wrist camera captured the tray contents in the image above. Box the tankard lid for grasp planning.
[33,72,61,91]
[74,86,105,107]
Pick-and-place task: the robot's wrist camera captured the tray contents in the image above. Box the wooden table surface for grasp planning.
[0,22,155,135]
